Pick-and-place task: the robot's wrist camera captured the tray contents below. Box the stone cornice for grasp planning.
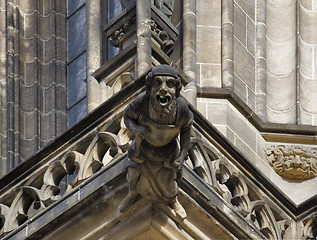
[198,87,317,138]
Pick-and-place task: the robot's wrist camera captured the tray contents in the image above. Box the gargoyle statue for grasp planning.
[118,64,193,219]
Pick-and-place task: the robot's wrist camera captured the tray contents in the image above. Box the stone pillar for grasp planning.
[266,0,297,124]
[298,0,317,125]
[255,0,267,120]
[221,0,234,89]
[183,0,197,107]
[87,0,102,112]
[136,0,152,77]
[0,1,8,175]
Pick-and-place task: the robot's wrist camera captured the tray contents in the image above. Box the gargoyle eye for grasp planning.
[153,78,162,87]
[167,79,175,88]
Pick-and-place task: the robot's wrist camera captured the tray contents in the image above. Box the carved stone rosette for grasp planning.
[265,145,317,180]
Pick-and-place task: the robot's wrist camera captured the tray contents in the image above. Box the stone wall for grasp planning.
[0,0,67,176]
[196,0,317,126]
[196,0,221,88]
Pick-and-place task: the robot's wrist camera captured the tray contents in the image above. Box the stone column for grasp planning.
[221,0,234,89]
[0,0,8,175]
[298,0,317,125]
[86,0,102,112]
[136,0,152,77]
[6,1,20,168]
[266,0,297,124]
[183,0,197,107]
[255,0,267,120]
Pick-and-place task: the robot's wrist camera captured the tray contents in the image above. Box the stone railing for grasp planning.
[0,75,316,239]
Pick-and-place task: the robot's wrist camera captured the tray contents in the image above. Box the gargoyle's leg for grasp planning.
[118,166,141,213]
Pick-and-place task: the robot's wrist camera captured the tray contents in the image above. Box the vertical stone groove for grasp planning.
[298,0,317,125]
[183,0,197,107]
[266,0,297,123]
[221,0,234,89]
[0,0,8,175]
[255,0,267,120]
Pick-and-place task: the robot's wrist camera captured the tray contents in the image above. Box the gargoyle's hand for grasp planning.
[172,157,183,171]
[134,126,149,139]
[164,157,184,172]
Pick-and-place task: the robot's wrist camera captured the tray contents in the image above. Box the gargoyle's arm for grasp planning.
[124,94,148,138]
[178,126,191,163]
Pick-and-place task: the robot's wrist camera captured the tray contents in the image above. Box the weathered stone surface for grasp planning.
[234,3,246,46]
[299,73,317,114]
[266,104,297,124]
[207,100,227,125]
[20,110,38,139]
[197,0,221,26]
[198,63,221,87]
[234,73,247,103]
[227,105,257,150]
[299,3,317,44]
[18,0,38,14]
[235,0,255,21]
[196,26,221,64]
[298,105,315,125]
[266,37,296,76]
[246,16,255,56]
[299,39,317,79]
[266,0,296,42]
[234,38,255,91]
[266,71,296,111]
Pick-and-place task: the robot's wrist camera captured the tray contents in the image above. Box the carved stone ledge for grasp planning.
[265,145,317,180]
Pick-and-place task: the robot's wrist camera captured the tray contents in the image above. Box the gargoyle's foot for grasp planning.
[117,192,138,214]
[172,198,187,220]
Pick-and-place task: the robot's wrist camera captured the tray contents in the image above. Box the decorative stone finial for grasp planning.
[118,65,193,218]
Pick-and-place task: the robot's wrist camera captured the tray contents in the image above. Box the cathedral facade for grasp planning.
[0,0,316,239]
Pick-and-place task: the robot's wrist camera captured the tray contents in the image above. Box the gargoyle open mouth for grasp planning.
[156,95,171,106]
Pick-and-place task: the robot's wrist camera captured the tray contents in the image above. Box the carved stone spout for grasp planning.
[118,65,193,219]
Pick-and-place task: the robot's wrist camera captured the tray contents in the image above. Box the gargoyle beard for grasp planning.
[148,96,177,124]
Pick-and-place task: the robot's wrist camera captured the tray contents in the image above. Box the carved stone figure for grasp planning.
[265,145,317,180]
[118,65,193,218]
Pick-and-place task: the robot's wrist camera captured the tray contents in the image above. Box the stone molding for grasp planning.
[265,145,317,180]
